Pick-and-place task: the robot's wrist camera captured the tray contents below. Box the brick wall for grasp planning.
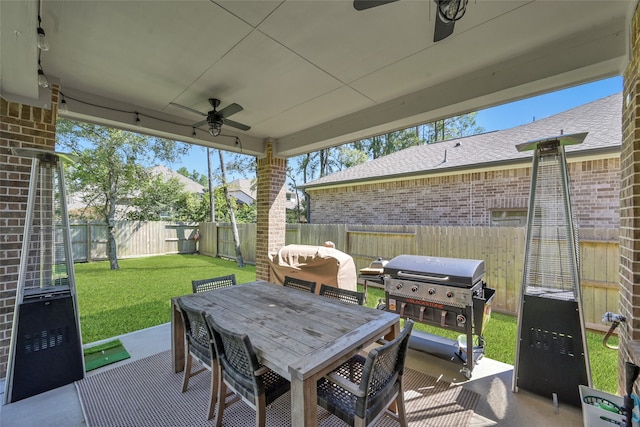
[255,142,287,281]
[307,158,620,228]
[620,2,640,393]
[0,88,58,378]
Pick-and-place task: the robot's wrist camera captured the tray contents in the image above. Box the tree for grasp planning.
[56,118,189,270]
[421,112,484,143]
[218,149,245,267]
[176,166,208,187]
[289,112,484,188]
[126,175,189,221]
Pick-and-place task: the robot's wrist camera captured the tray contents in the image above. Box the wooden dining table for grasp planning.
[171,280,400,427]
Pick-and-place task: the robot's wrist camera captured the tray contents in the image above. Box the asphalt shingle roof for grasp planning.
[304,93,621,188]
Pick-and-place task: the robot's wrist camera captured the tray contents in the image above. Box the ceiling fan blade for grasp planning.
[353,0,399,11]
[169,102,207,117]
[433,13,455,42]
[224,119,251,132]
[218,103,243,119]
[192,119,208,128]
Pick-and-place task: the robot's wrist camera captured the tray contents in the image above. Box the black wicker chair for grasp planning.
[317,320,414,427]
[191,274,237,293]
[283,275,317,293]
[319,284,364,305]
[205,314,291,427]
[175,297,218,420]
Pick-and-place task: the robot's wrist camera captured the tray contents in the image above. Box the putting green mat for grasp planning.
[84,340,131,372]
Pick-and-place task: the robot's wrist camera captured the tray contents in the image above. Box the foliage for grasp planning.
[56,118,190,269]
[289,112,484,187]
[125,175,190,221]
[176,166,208,187]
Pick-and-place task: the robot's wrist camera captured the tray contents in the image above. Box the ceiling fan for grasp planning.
[170,98,250,137]
[353,0,468,42]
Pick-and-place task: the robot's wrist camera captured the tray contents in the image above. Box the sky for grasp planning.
[171,76,623,179]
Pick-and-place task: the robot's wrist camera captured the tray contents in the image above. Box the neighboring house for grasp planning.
[150,165,206,195]
[66,165,205,219]
[227,178,302,211]
[302,93,621,229]
[227,179,256,206]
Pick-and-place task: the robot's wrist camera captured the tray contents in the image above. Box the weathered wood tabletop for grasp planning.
[171,280,399,427]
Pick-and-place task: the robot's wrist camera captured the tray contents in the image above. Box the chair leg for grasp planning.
[396,392,408,427]
[208,361,219,420]
[255,394,266,427]
[214,380,227,427]
[182,351,192,392]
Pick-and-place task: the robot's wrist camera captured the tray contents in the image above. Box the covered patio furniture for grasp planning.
[283,276,317,293]
[268,244,357,294]
[319,284,364,305]
[317,320,414,427]
[175,297,217,420]
[205,313,291,427]
[191,274,237,293]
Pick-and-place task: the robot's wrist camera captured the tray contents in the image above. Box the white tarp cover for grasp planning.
[268,244,357,293]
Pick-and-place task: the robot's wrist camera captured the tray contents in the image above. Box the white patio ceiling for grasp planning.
[0,1,634,158]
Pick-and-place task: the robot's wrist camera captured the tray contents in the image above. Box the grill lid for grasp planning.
[383,254,484,288]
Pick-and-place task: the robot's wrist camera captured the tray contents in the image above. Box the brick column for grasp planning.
[620,4,640,393]
[255,141,287,281]
[0,87,59,378]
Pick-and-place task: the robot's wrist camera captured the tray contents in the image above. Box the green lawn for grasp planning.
[75,254,256,344]
[76,254,618,393]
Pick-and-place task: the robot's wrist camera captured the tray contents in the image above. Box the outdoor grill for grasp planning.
[381,254,495,378]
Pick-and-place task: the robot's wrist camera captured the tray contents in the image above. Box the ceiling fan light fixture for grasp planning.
[209,120,222,137]
[438,0,468,23]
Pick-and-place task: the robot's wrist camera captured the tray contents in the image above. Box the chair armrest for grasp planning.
[254,366,269,376]
[376,338,389,345]
[326,372,366,398]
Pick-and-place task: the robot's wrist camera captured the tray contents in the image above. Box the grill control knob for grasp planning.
[446,291,454,298]
[395,283,403,290]
[428,288,436,295]
[457,314,466,324]
[411,285,419,292]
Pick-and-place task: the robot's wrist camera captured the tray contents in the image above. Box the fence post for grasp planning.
[86,220,92,262]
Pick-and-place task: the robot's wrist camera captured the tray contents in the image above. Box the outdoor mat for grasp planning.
[76,350,479,427]
[83,339,131,372]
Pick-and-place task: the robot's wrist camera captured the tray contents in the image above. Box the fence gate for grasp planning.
[512,133,592,407]
[4,148,84,403]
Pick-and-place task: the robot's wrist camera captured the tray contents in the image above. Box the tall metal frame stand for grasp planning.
[512,133,592,407]
[4,148,84,403]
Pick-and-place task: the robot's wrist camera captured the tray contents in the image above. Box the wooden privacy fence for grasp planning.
[70,221,198,262]
[200,223,619,331]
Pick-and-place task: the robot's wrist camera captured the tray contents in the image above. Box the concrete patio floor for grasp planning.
[0,323,584,426]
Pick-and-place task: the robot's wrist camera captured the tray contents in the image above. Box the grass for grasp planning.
[75,254,256,344]
[75,254,618,393]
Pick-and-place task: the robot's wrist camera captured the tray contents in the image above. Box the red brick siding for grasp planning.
[0,88,58,378]
[307,158,620,228]
[255,142,287,281]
